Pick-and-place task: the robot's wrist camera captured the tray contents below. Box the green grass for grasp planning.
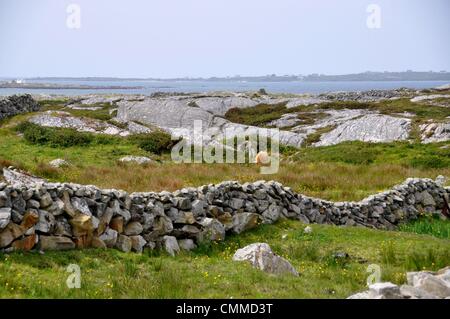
[0,220,449,298]
[15,122,121,148]
[1,119,449,201]
[303,99,450,122]
[0,126,146,169]
[399,215,450,239]
[224,98,450,128]
[224,103,288,127]
[40,100,116,121]
[296,141,450,168]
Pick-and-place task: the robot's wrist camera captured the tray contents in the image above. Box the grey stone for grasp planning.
[191,199,206,216]
[232,213,261,234]
[49,159,70,168]
[39,236,75,251]
[369,282,402,299]
[176,197,192,210]
[174,211,196,224]
[130,235,147,253]
[119,156,152,165]
[0,191,10,207]
[0,208,11,230]
[399,285,438,299]
[71,197,92,216]
[230,198,245,210]
[163,235,180,257]
[27,199,40,209]
[115,234,132,253]
[39,193,53,208]
[198,218,225,242]
[35,210,55,234]
[233,243,299,276]
[262,203,281,224]
[419,191,436,206]
[124,221,143,236]
[178,238,197,251]
[412,273,450,298]
[99,228,118,248]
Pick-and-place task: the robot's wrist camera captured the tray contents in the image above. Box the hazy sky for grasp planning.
[0,0,449,78]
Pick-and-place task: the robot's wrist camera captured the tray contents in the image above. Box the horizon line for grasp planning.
[1,70,450,81]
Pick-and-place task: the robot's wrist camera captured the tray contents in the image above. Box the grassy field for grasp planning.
[0,139,449,201]
[0,108,449,201]
[224,97,450,128]
[0,219,449,298]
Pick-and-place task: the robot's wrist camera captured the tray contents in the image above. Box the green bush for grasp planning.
[409,155,450,169]
[224,103,287,126]
[131,131,177,154]
[15,121,119,148]
[17,122,92,147]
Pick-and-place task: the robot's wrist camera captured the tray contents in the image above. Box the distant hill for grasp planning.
[302,71,450,82]
[10,71,450,82]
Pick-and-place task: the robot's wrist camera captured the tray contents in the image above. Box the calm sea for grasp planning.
[0,79,448,96]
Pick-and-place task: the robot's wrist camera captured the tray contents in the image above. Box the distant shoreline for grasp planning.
[1,71,449,83]
[0,82,143,90]
[1,79,448,96]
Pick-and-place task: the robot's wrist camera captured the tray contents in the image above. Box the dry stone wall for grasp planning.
[0,168,448,254]
[0,94,40,121]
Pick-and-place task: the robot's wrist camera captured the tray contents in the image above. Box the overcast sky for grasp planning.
[0,0,449,78]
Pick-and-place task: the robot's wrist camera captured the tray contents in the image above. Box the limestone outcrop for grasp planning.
[233,243,299,276]
[348,267,450,299]
[315,114,411,146]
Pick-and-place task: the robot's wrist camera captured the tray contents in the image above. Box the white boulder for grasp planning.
[232,243,299,276]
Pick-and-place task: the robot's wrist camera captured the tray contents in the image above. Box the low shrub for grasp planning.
[224,103,288,126]
[130,131,178,155]
[409,155,450,169]
[16,122,92,147]
[16,122,119,148]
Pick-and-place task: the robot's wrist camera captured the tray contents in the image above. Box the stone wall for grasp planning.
[0,168,448,254]
[0,94,40,121]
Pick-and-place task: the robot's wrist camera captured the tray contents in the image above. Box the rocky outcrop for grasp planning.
[3,167,46,185]
[29,111,132,136]
[410,94,450,103]
[315,114,411,146]
[16,91,449,147]
[420,123,450,143]
[49,159,70,168]
[318,88,415,102]
[116,96,308,148]
[233,243,299,276]
[348,267,450,299]
[0,94,40,121]
[119,156,152,165]
[0,167,448,254]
